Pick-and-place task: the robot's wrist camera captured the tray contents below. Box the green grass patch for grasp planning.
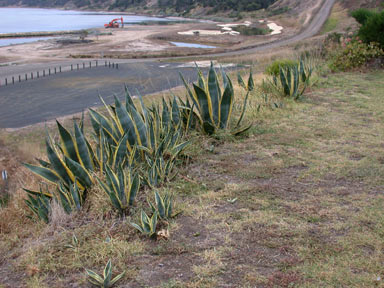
[322,16,339,33]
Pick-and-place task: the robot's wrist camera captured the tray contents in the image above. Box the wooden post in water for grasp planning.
[77,64,79,70]
[37,71,39,78]
[5,78,7,86]
[49,68,51,75]
[25,74,27,81]
[71,64,73,71]
[31,72,33,79]
[19,75,21,82]
[12,77,14,84]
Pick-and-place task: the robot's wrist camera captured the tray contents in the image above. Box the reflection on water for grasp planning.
[0,37,56,47]
[170,41,216,49]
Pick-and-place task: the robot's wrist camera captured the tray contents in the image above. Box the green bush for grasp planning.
[357,11,384,48]
[351,8,375,25]
[329,37,384,71]
[265,59,298,76]
[232,25,269,36]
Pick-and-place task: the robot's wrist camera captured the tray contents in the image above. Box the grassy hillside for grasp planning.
[1,58,384,286]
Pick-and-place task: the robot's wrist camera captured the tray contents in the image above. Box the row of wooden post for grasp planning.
[0,60,119,86]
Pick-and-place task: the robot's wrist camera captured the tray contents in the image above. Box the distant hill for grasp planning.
[340,0,383,10]
[0,0,278,14]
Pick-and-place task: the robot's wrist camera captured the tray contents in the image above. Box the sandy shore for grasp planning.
[0,25,174,65]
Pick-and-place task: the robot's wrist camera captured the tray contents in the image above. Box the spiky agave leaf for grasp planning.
[150,190,174,220]
[180,62,252,135]
[96,165,140,214]
[24,188,51,223]
[24,121,95,191]
[131,210,157,237]
[103,259,113,286]
[85,259,125,288]
[109,271,126,287]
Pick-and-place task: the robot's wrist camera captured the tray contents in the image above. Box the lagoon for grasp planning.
[0,8,168,34]
[170,42,216,49]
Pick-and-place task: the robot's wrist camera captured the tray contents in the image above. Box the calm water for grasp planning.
[170,41,216,49]
[0,36,57,47]
[0,8,169,34]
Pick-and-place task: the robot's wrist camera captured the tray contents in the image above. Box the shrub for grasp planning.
[265,59,299,76]
[351,8,376,25]
[357,11,384,48]
[232,25,269,36]
[325,32,342,44]
[329,37,384,71]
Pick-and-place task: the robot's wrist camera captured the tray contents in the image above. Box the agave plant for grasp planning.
[65,234,80,250]
[180,62,252,135]
[90,89,189,167]
[24,121,95,191]
[131,210,158,238]
[90,89,190,188]
[148,191,174,220]
[143,154,177,188]
[24,185,51,223]
[97,165,140,215]
[85,259,125,288]
[138,122,189,187]
[56,180,84,214]
[23,121,95,219]
[24,178,86,222]
[269,58,314,100]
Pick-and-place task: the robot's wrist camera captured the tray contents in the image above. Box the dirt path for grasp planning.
[209,0,335,57]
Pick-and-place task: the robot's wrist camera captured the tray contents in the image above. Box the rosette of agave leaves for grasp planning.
[180,62,253,135]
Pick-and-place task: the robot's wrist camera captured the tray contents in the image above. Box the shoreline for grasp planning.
[0,30,83,39]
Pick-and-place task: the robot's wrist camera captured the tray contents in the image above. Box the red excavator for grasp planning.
[104,17,124,28]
